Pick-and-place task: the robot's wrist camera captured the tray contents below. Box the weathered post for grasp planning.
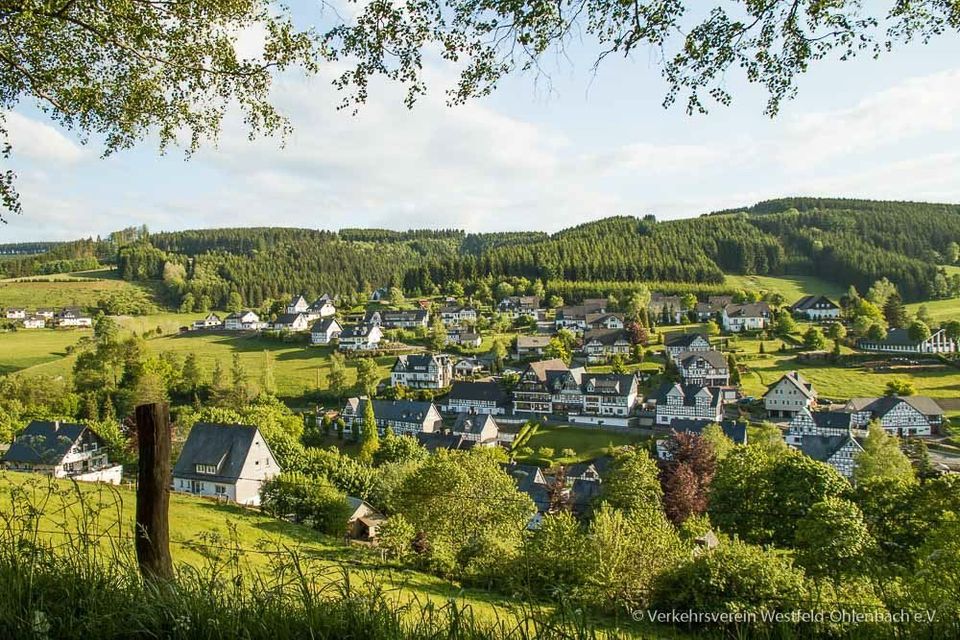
[135,402,174,581]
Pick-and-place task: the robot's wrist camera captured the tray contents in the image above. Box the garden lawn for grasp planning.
[0,328,91,375]
[520,424,647,465]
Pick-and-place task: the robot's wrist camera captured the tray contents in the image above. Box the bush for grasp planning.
[260,472,351,536]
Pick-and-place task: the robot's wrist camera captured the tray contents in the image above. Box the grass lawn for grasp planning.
[519,424,647,465]
[905,296,960,323]
[722,274,846,301]
[0,328,91,375]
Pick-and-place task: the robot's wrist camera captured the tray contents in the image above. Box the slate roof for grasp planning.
[653,383,722,407]
[341,323,378,339]
[724,302,771,318]
[565,456,613,480]
[583,328,629,345]
[349,398,438,424]
[581,373,636,396]
[447,381,507,404]
[676,350,728,369]
[665,333,710,348]
[415,432,475,452]
[809,411,854,430]
[800,434,863,462]
[173,423,266,483]
[569,478,603,516]
[274,313,304,325]
[3,421,90,465]
[845,395,943,417]
[310,317,341,333]
[393,353,449,372]
[764,371,816,399]
[585,312,623,325]
[452,413,499,436]
[791,295,839,312]
[669,418,748,445]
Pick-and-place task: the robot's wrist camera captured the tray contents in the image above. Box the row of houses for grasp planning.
[4,307,93,328]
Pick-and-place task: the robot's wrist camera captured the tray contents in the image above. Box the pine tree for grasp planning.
[260,350,277,396]
[230,353,249,406]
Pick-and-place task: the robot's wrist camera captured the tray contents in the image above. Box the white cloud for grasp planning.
[4,111,84,164]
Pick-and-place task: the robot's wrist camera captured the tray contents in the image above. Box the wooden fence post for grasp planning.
[135,402,174,581]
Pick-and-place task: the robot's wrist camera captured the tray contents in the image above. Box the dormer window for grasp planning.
[196,464,218,474]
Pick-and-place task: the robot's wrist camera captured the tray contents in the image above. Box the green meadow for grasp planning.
[722,274,846,302]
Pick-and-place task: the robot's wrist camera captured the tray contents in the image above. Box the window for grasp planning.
[215,485,226,495]
[196,464,217,475]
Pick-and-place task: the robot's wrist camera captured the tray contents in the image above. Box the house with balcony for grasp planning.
[2,420,122,484]
[763,371,817,418]
[580,373,639,417]
[391,353,454,389]
[341,398,444,436]
[653,383,723,426]
[444,380,508,415]
[674,350,729,387]
[721,302,771,333]
[581,328,631,363]
[664,333,711,361]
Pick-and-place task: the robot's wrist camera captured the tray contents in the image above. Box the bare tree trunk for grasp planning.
[135,402,174,581]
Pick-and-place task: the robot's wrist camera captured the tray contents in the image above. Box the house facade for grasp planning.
[172,423,280,506]
[585,313,625,330]
[675,350,729,386]
[799,434,864,479]
[22,316,45,329]
[580,373,639,417]
[341,398,444,436]
[444,381,508,415]
[721,303,771,332]
[376,309,429,329]
[581,328,631,363]
[2,421,122,484]
[338,324,383,351]
[857,328,957,354]
[764,371,817,418]
[224,310,263,330]
[790,295,841,320]
[192,313,223,330]
[515,335,551,358]
[513,359,573,414]
[653,383,723,426]
[451,413,500,446]
[58,308,93,328]
[272,312,310,332]
[391,353,454,389]
[843,395,941,437]
[440,306,478,325]
[4,307,25,319]
[310,318,343,345]
[664,333,711,361]
[498,296,541,318]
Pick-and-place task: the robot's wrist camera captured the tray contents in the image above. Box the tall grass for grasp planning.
[0,475,633,639]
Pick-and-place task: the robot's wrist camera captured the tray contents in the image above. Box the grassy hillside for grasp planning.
[0,329,90,375]
[722,274,845,302]
[0,472,518,620]
[0,268,159,310]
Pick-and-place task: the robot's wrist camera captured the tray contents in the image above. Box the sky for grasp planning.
[4,3,960,242]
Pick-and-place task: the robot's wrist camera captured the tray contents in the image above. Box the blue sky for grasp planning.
[4,4,960,242]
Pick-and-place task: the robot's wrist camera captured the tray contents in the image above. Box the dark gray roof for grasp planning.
[676,350,727,369]
[791,295,839,312]
[173,423,271,483]
[665,333,709,348]
[341,323,378,338]
[274,313,304,325]
[448,381,507,404]
[810,411,853,430]
[3,421,90,465]
[415,432,475,451]
[845,395,943,417]
[581,373,636,396]
[801,434,862,462]
[452,413,499,435]
[353,398,438,424]
[653,383,722,408]
[569,478,603,516]
[724,302,771,318]
[393,353,448,372]
[857,328,944,348]
[565,456,613,480]
[669,419,748,445]
[583,328,629,345]
[310,317,341,332]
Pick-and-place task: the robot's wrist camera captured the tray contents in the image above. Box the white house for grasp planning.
[857,328,957,355]
[444,380,508,414]
[310,317,343,345]
[377,309,429,329]
[674,350,729,387]
[22,315,46,329]
[790,295,841,320]
[498,296,541,318]
[308,296,336,319]
[763,371,817,418]
[192,313,223,330]
[515,335,551,358]
[580,373,639,417]
[286,294,310,315]
[653,383,723,426]
[446,328,482,348]
[451,413,500,446]
[224,310,263,331]
[581,328,631,363]
[664,333,711,361]
[585,312,625,330]
[272,312,310,332]
[843,395,941,437]
[440,305,478,325]
[338,323,383,351]
[391,353,454,389]
[58,308,93,328]
[721,302,771,333]
[453,357,487,377]
[172,423,280,506]
[4,308,25,320]
[341,397,444,436]
[2,420,122,484]
[785,407,856,446]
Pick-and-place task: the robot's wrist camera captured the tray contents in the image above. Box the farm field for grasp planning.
[0,328,91,375]
[0,268,158,310]
[722,274,846,301]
